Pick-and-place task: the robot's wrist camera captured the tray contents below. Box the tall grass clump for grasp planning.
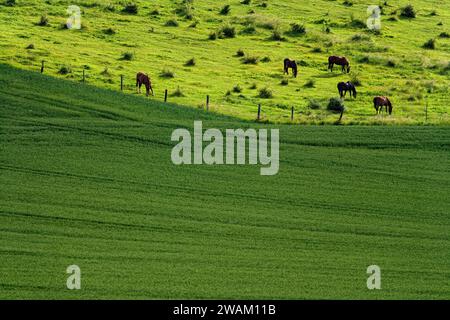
[160,68,175,78]
[289,23,306,35]
[121,52,134,60]
[165,18,179,27]
[122,3,138,14]
[218,24,236,38]
[327,98,344,113]
[219,4,231,15]
[184,58,196,66]
[37,15,49,26]
[400,5,416,18]
[259,87,273,98]
[58,65,71,75]
[422,39,435,49]
[242,55,259,64]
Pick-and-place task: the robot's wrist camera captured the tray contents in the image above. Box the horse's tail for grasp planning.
[352,85,357,98]
[373,97,378,109]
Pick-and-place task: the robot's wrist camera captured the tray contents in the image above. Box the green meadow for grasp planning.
[1,64,449,299]
[0,0,449,124]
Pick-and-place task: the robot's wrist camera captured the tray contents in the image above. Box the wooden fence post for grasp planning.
[40,61,45,73]
[291,106,294,121]
[257,104,261,121]
[206,95,209,111]
[164,89,168,102]
[120,75,124,91]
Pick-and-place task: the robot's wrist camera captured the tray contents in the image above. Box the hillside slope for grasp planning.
[0,0,449,124]
[1,64,449,298]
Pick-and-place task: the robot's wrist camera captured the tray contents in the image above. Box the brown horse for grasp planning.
[283,58,298,78]
[373,96,393,115]
[328,56,350,73]
[136,72,154,96]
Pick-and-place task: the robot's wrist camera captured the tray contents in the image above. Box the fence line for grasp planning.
[35,62,432,124]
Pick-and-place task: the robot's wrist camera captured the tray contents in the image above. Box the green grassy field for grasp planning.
[0,0,449,124]
[1,64,449,299]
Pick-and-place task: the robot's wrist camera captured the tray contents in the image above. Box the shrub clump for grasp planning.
[6,0,16,6]
[165,18,179,27]
[160,68,175,78]
[386,59,396,67]
[184,58,196,66]
[58,65,72,75]
[219,4,231,15]
[400,5,416,18]
[258,87,273,98]
[351,73,362,86]
[308,99,321,109]
[122,3,138,14]
[304,79,315,88]
[423,39,436,49]
[37,15,49,26]
[327,98,344,113]
[236,48,245,57]
[208,32,217,40]
[270,28,286,41]
[290,23,306,35]
[177,2,194,20]
[171,86,185,97]
[104,27,116,35]
[232,84,242,93]
[242,55,259,64]
[218,24,236,38]
[121,52,134,60]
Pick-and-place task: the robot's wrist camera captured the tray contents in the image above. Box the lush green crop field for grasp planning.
[0,0,449,124]
[1,64,449,299]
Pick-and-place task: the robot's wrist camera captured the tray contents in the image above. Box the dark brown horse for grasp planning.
[283,58,298,78]
[373,96,393,115]
[328,56,350,73]
[136,72,154,96]
[337,81,357,99]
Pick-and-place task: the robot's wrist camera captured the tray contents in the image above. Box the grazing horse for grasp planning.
[283,58,298,78]
[136,72,154,96]
[328,56,350,73]
[373,96,393,115]
[337,81,357,99]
